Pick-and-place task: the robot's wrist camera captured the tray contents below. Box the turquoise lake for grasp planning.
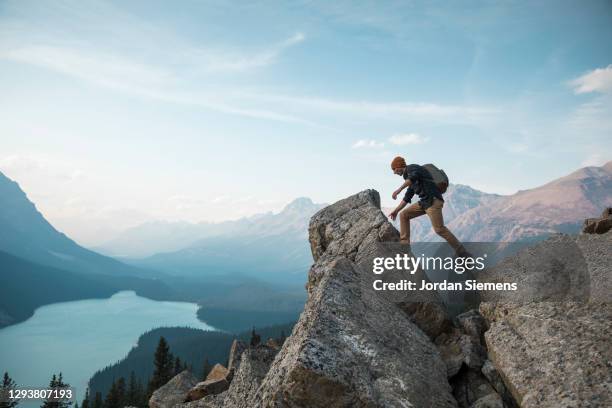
[0,291,215,406]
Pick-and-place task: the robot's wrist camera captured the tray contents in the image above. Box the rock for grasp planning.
[251,190,457,407]
[227,340,247,374]
[205,364,228,381]
[456,309,487,343]
[265,338,279,349]
[451,369,498,408]
[582,207,612,234]
[218,345,279,407]
[181,345,279,408]
[480,360,507,398]
[435,330,465,378]
[185,378,229,401]
[470,393,504,408]
[307,189,398,267]
[459,334,486,370]
[435,330,487,378]
[398,301,453,339]
[149,370,199,408]
[479,231,612,407]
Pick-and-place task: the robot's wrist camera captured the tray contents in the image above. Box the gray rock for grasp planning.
[456,309,487,343]
[435,330,466,378]
[252,190,457,407]
[435,330,487,378]
[469,393,504,408]
[398,301,453,339]
[149,371,199,408]
[220,345,279,408]
[177,345,279,408]
[451,369,498,408]
[479,231,612,407]
[480,360,507,397]
[227,339,248,377]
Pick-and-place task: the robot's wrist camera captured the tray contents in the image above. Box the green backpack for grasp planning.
[422,163,449,194]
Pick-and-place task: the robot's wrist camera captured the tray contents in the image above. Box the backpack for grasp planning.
[422,163,449,194]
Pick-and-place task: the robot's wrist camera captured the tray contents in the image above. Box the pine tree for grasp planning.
[104,379,123,408]
[250,327,260,346]
[127,372,139,407]
[148,337,174,394]
[92,392,102,408]
[136,379,147,408]
[173,356,182,376]
[41,373,72,408]
[201,358,212,380]
[1,372,18,408]
[115,378,126,408]
[80,388,89,408]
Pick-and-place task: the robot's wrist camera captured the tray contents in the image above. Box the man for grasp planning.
[387,156,469,257]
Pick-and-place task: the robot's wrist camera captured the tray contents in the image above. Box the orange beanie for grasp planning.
[390,156,406,170]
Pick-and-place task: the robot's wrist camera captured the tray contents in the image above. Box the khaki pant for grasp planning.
[399,198,462,251]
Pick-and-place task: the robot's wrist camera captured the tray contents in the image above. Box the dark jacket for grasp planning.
[402,164,443,209]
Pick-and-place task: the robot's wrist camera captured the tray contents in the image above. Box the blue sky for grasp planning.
[1,0,611,245]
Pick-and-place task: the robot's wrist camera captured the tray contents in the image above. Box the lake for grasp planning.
[0,291,215,406]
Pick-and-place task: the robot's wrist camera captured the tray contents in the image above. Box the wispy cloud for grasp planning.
[191,32,305,73]
[352,139,385,149]
[388,133,428,145]
[569,65,612,94]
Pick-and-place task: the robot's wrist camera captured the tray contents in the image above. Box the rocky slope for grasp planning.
[151,190,611,407]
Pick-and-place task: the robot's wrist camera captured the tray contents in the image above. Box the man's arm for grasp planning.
[388,200,409,221]
[392,179,412,200]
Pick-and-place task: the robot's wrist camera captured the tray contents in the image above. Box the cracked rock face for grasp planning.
[479,231,612,407]
[252,190,457,407]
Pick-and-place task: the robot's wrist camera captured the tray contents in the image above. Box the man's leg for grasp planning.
[426,198,464,252]
[399,202,425,243]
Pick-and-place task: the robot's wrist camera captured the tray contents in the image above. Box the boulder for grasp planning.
[450,369,499,408]
[252,190,457,407]
[479,231,612,407]
[480,360,507,398]
[227,340,247,373]
[149,370,199,408]
[185,378,229,401]
[218,345,279,407]
[456,309,487,343]
[470,393,504,408]
[582,207,612,234]
[205,364,228,381]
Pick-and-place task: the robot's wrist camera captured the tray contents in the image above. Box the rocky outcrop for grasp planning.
[152,189,611,408]
[149,371,200,408]
[253,190,456,407]
[479,230,612,407]
[583,207,612,234]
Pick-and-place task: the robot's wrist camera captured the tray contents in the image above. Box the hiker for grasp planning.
[387,156,470,257]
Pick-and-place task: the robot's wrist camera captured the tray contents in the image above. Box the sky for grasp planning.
[1,0,611,246]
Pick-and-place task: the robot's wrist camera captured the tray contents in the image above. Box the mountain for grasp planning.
[121,198,326,286]
[385,161,612,243]
[95,197,326,259]
[0,171,153,277]
[444,161,612,242]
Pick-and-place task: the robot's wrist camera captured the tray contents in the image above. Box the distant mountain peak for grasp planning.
[281,197,317,213]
